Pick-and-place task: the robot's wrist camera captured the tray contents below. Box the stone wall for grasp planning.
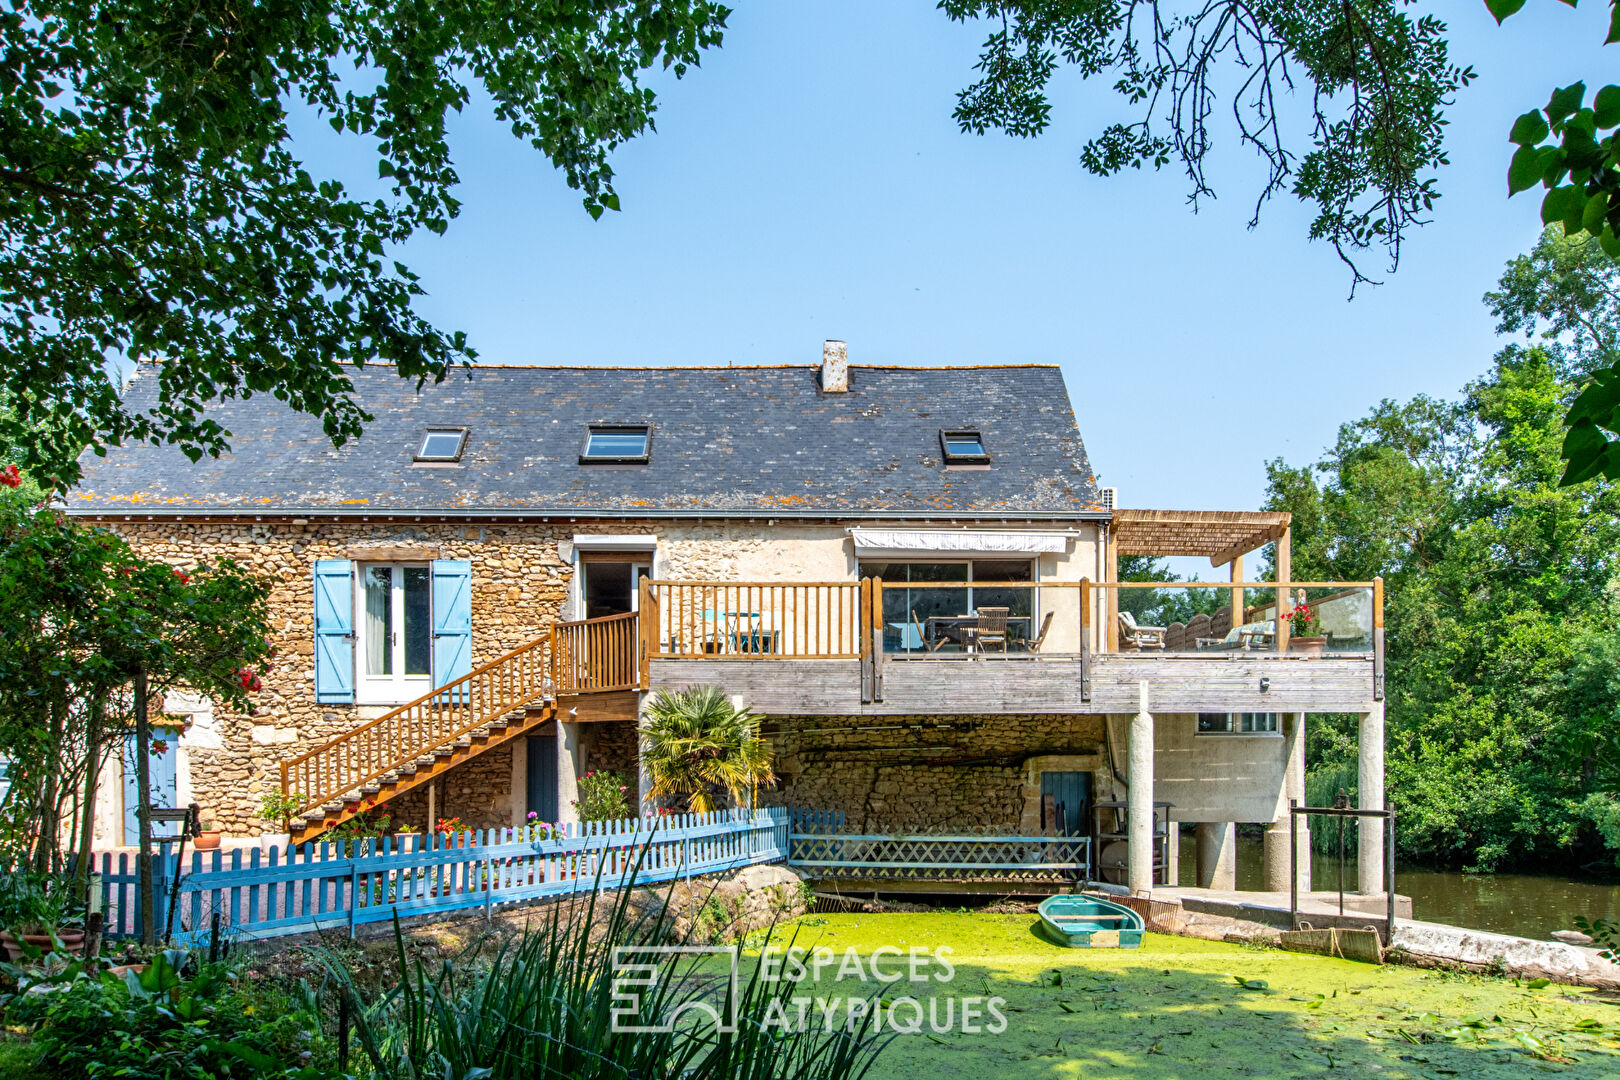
[763,713,1108,832]
[97,520,575,834]
[584,721,639,784]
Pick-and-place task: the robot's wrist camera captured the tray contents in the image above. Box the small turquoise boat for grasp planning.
[1037,894,1145,948]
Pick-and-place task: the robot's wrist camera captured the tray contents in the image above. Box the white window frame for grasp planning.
[1195,713,1281,736]
[355,562,435,705]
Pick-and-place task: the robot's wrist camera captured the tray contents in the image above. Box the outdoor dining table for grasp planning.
[924,614,1032,652]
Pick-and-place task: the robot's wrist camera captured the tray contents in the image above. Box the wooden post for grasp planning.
[858,578,871,703]
[1372,576,1385,701]
[1229,554,1244,632]
[870,578,884,701]
[1079,578,1092,703]
[1275,527,1292,653]
[1105,526,1119,652]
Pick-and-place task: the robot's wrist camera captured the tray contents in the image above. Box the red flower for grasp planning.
[0,465,19,488]
[172,568,191,585]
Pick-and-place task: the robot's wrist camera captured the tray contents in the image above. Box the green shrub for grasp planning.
[573,770,633,822]
[12,952,325,1079]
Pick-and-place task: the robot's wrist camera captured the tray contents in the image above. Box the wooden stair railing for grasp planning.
[279,632,556,830]
[278,610,647,841]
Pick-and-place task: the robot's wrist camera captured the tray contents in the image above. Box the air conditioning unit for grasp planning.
[1099,486,1118,511]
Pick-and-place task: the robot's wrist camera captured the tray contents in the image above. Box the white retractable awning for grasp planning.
[847,528,1076,558]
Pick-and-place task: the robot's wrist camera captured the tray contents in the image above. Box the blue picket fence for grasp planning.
[90,808,789,945]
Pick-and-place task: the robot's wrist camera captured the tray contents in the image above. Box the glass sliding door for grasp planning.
[861,559,1036,654]
[357,563,435,703]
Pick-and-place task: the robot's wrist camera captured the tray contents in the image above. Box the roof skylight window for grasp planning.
[940,429,989,464]
[581,424,651,463]
[416,428,467,462]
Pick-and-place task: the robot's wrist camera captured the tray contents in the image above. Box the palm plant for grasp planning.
[640,686,774,814]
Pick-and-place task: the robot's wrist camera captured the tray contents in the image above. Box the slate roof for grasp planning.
[68,363,1102,517]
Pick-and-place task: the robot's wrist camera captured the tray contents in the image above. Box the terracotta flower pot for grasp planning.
[0,928,85,962]
[1290,635,1327,656]
[194,830,222,850]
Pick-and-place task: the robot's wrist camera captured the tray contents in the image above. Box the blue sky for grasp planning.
[300,1,1613,543]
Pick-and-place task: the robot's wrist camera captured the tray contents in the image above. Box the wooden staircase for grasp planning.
[280,610,643,845]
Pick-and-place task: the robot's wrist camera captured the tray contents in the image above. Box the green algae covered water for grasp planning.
[752,912,1620,1080]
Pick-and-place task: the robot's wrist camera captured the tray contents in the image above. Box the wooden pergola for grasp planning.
[1104,509,1293,651]
[1110,509,1290,569]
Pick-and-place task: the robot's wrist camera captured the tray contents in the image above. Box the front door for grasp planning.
[1040,771,1091,837]
[357,563,434,704]
[526,734,558,825]
[123,731,180,846]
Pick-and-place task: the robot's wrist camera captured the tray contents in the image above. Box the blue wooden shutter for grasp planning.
[432,560,473,699]
[313,559,354,704]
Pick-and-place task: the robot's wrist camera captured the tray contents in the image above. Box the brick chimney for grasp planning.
[821,339,849,393]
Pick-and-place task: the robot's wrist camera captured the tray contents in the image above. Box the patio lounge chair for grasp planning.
[969,606,1010,652]
[1023,611,1055,654]
[1118,611,1167,650]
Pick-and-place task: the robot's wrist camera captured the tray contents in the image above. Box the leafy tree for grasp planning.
[0,0,729,488]
[0,502,272,933]
[639,685,773,814]
[1267,320,1620,869]
[941,0,1472,287]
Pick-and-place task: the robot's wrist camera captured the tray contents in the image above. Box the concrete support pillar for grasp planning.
[557,721,582,825]
[1195,822,1237,890]
[1163,820,1180,886]
[1263,712,1310,894]
[1127,682,1154,896]
[1358,703,1386,895]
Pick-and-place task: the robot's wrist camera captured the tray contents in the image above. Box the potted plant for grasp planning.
[194,814,222,850]
[256,789,303,853]
[1286,600,1327,656]
[0,876,84,961]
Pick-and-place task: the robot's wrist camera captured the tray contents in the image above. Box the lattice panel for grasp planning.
[789,834,1091,881]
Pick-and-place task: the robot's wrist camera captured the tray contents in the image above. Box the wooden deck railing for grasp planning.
[642,581,863,659]
[553,610,641,694]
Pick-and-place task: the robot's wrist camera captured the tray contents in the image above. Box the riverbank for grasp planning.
[1187,833,1620,941]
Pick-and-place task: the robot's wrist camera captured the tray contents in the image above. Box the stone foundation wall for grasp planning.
[763,713,1107,832]
[585,721,640,783]
[385,743,515,833]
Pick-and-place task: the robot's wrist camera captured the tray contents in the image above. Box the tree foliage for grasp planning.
[0,502,273,870]
[0,0,729,489]
[1266,238,1620,869]
[940,0,1472,287]
[639,685,773,814]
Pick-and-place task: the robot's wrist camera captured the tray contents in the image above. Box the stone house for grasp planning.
[70,343,1389,898]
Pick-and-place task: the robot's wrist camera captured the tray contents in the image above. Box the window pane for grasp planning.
[585,430,647,458]
[403,566,432,676]
[971,560,1032,581]
[419,431,463,459]
[945,434,986,457]
[1197,713,1231,733]
[364,567,392,676]
[907,562,968,582]
[858,561,902,583]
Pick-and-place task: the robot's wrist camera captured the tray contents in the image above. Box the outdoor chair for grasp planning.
[1023,611,1055,654]
[969,606,1010,652]
[1164,621,1187,651]
[1117,611,1167,650]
